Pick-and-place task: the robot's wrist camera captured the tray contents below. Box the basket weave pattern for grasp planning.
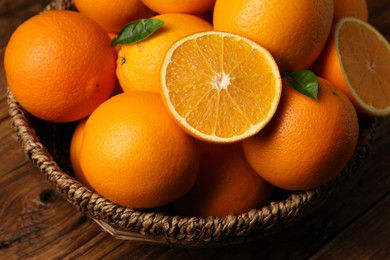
[6,0,379,247]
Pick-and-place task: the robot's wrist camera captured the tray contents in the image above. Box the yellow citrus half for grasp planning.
[161,31,282,143]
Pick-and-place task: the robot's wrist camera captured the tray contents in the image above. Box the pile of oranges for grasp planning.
[4,0,389,218]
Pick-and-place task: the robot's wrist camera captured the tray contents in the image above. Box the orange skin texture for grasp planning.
[311,31,355,110]
[333,0,368,23]
[213,0,334,72]
[73,0,155,33]
[4,10,117,122]
[141,0,216,14]
[242,78,359,191]
[116,13,213,93]
[69,119,91,187]
[174,143,273,217]
[79,92,200,209]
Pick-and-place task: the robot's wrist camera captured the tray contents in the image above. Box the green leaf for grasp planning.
[111,18,164,47]
[283,70,319,100]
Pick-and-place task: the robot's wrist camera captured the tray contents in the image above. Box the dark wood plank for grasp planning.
[0,161,190,259]
[0,101,29,175]
[311,194,390,259]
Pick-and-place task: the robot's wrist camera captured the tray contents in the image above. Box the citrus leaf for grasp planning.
[111,19,164,47]
[283,70,318,100]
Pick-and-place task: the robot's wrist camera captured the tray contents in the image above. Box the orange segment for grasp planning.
[161,31,282,143]
[336,18,390,116]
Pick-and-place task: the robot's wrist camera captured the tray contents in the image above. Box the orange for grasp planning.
[79,92,200,209]
[140,0,215,14]
[312,18,390,117]
[69,119,91,187]
[116,13,212,93]
[161,31,282,143]
[4,10,117,122]
[242,77,359,191]
[213,0,334,72]
[174,143,273,217]
[73,0,155,33]
[333,0,368,23]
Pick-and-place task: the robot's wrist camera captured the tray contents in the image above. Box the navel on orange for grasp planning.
[161,31,282,143]
[314,17,390,116]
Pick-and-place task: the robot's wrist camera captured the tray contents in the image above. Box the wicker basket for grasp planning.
[6,0,379,248]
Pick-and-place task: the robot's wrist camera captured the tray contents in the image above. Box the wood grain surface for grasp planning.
[1,1,389,259]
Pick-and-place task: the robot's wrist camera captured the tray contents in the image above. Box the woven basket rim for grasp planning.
[5,0,380,247]
[6,85,378,246]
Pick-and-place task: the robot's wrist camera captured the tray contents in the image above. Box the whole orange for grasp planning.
[174,143,273,217]
[333,0,368,23]
[73,0,155,33]
[4,10,117,122]
[79,92,200,209]
[140,0,215,14]
[213,0,334,72]
[242,77,359,191]
[116,13,212,93]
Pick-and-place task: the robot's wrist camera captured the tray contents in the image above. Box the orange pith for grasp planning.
[161,31,282,143]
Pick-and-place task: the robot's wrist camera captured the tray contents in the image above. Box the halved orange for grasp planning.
[313,17,390,117]
[161,31,282,143]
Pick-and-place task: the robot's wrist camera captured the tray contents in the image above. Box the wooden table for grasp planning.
[1,1,389,259]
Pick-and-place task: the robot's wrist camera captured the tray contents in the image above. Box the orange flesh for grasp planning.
[164,33,280,140]
[338,21,390,109]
